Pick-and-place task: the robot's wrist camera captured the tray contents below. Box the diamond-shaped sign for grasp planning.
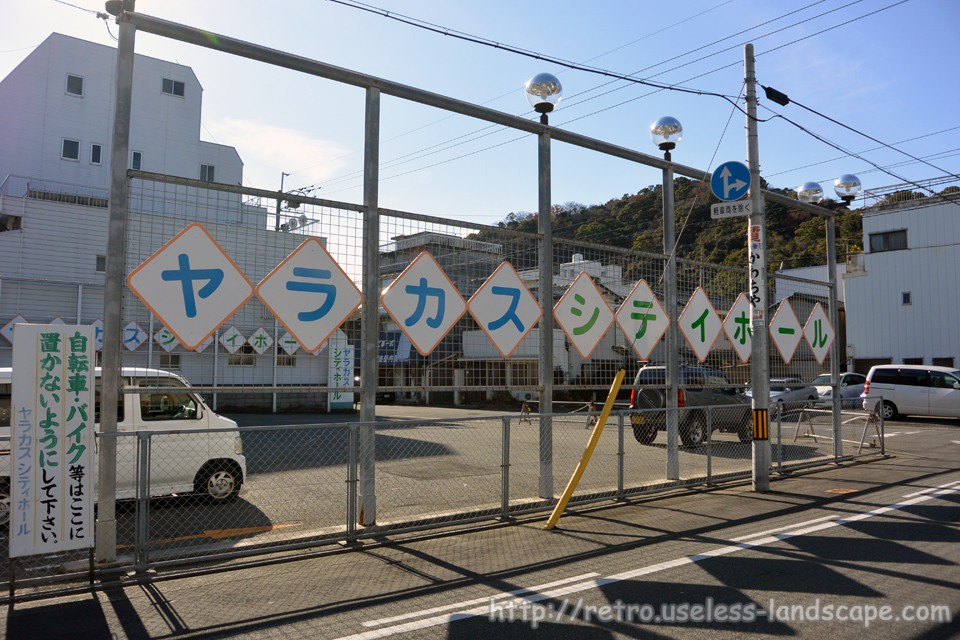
[90,318,104,351]
[193,335,214,353]
[122,321,147,351]
[127,223,254,350]
[615,279,668,360]
[678,287,721,363]
[278,332,300,355]
[256,237,362,353]
[154,326,180,352]
[723,292,753,363]
[803,303,834,365]
[381,251,467,356]
[467,261,542,358]
[219,325,246,354]
[769,299,803,364]
[1,314,27,344]
[554,272,614,359]
[247,327,274,355]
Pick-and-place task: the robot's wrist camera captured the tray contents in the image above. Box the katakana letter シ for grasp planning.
[570,293,600,336]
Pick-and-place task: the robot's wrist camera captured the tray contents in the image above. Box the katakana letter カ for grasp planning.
[286,267,337,322]
[161,253,225,319]
[630,299,656,339]
[487,286,524,332]
[404,277,445,329]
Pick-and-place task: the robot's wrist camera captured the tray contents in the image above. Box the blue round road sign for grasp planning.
[711,161,751,201]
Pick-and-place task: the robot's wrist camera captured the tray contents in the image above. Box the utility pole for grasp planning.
[745,44,771,491]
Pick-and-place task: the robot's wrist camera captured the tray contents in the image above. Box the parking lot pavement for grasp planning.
[3,418,958,639]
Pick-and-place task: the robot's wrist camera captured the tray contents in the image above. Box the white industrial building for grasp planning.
[843,194,959,370]
[0,34,347,410]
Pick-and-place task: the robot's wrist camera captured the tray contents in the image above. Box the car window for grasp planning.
[812,374,832,386]
[140,391,200,421]
[636,369,665,385]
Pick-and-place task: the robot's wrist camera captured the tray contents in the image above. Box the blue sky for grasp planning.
[3,0,958,224]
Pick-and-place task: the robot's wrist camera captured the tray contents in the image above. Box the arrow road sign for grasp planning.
[711,161,751,201]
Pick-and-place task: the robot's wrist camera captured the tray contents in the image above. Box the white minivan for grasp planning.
[862,364,960,420]
[1,367,247,527]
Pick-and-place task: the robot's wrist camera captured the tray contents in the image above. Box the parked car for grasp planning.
[811,372,866,408]
[862,364,960,420]
[745,378,818,405]
[628,364,752,447]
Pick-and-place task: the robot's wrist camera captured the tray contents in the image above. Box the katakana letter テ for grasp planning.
[285,267,337,322]
[404,277,445,329]
[630,299,656,339]
[570,293,600,336]
[161,253,225,319]
[487,286,524,332]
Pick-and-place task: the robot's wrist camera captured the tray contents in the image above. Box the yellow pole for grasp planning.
[545,368,626,529]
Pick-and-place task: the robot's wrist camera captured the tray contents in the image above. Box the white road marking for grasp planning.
[336,479,960,640]
[884,430,921,438]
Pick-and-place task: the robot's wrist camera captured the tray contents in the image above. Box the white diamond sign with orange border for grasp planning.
[467,261,542,358]
[803,302,834,365]
[678,287,722,363]
[553,272,614,359]
[256,237,362,353]
[127,223,253,350]
[381,251,467,356]
[722,292,753,363]
[769,298,803,364]
[615,279,668,360]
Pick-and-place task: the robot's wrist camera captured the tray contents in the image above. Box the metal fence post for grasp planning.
[617,412,625,500]
[776,407,783,473]
[134,432,151,572]
[706,407,713,484]
[501,416,511,519]
[346,424,358,540]
[879,399,885,455]
[537,127,554,500]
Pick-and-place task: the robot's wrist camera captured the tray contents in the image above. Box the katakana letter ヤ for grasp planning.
[404,278,445,329]
[161,253,225,319]
[286,267,337,322]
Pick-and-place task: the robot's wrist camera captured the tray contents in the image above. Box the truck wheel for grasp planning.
[879,400,898,421]
[195,462,242,502]
[632,423,657,445]
[680,413,707,447]
[0,481,9,528]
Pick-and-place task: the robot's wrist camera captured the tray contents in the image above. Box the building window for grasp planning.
[61,138,80,161]
[902,291,912,305]
[131,150,142,170]
[869,229,907,253]
[161,78,185,97]
[933,357,955,368]
[228,344,257,366]
[66,74,84,97]
[903,357,923,365]
[96,255,106,272]
[276,344,296,367]
[1,214,22,233]
[159,353,181,371]
[90,143,102,165]
[200,164,215,182]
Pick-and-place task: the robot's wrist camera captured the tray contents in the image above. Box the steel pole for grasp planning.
[745,44,771,491]
[359,87,380,525]
[826,215,843,459]
[663,159,680,480]
[538,127,554,499]
[97,0,136,564]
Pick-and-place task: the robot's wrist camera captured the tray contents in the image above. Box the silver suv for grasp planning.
[628,364,752,446]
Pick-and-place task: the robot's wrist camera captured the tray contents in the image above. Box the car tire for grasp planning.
[680,412,707,447]
[879,400,898,421]
[0,480,9,528]
[194,462,242,502]
[632,423,657,445]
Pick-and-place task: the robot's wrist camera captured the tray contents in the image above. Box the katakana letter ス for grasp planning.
[487,286,524,332]
[286,267,337,322]
[404,277,445,329]
[161,253,225,319]
[570,293,600,336]
[630,300,656,339]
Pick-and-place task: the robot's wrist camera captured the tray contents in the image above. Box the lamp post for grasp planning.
[274,171,290,231]
[525,72,561,498]
[651,116,682,480]
[797,174,862,459]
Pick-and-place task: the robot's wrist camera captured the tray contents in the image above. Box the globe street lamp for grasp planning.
[525,73,562,125]
[652,116,682,479]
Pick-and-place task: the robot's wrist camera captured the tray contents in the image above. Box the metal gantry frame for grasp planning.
[97,3,843,562]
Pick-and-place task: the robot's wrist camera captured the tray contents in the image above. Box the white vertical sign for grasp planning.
[327,330,355,411]
[11,324,96,558]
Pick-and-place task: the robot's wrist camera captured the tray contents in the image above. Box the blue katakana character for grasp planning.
[404,277,445,329]
[161,253,224,319]
[285,267,337,322]
[487,286,524,332]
